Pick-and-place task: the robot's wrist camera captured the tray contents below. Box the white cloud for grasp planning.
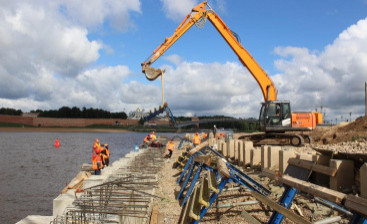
[164,54,182,66]
[273,17,367,122]
[160,0,198,22]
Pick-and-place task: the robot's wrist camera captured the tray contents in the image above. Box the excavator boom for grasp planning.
[141,1,277,101]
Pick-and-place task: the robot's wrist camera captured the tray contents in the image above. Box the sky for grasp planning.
[0,0,367,123]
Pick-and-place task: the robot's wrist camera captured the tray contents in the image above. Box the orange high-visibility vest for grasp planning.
[167,142,174,152]
[193,136,201,145]
[92,156,98,170]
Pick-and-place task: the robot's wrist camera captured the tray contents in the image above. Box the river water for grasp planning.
[0,131,177,224]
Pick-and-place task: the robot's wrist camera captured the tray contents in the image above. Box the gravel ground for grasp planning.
[152,141,352,224]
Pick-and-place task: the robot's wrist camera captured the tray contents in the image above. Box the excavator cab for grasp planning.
[259,101,291,132]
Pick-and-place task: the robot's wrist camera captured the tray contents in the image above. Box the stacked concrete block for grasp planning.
[261,145,269,171]
[329,159,354,191]
[279,149,296,175]
[251,148,261,167]
[227,139,235,159]
[360,163,367,199]
[268,146,281,171]
[234,140,242,163]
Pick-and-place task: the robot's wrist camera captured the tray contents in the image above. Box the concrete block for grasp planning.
[222,141,228,158]
[251,148,261,167]
[218,140,224,153]
[296,153,317,162]
[209,133,214,139]
[279,149,296,175]
[16,215,54,224]
[360,163,367,199]
[312,154,332,187]
[329,159,354,191]
[234,140,242,163]
[53,190,77,216]
[261,145,269,171]
[241,141,253,166]
[83,174,107,189]
[268,146,281,171]
[227,139,235,159]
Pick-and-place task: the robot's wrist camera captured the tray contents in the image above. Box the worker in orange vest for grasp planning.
[203,133,208,139]
[150,131,157,141]
[166,140,175,158]
[93,138,101,152]
[100,143,110,167]
[92,150,103,175]
[193,132,201,147]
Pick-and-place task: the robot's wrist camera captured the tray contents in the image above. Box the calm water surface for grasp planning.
[0,131,176,224]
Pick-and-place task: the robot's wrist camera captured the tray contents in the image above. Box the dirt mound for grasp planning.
[311,116,367,144]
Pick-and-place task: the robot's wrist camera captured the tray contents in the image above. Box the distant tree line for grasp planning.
[0,107,22,116]
[33,106,127,119]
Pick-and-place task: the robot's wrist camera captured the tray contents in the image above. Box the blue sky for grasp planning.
[1,0,367,123]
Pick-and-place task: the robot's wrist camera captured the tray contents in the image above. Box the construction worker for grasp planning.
[213,125,217,137]
[143,134,151,143]
[100,143,110,167]
[150,131,157,141]
[203,133,208,139]
[166,140,175,158]
[92,150,103,175]
[93,138,101,152]
[193,132,201,147]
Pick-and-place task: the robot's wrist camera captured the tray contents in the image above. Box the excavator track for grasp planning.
[238,132,306,147]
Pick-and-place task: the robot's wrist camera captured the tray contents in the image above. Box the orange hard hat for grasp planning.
[195,132,199,135]
[95,138,99,142]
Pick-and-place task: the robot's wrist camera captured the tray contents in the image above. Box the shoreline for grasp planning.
[0,127,133,133]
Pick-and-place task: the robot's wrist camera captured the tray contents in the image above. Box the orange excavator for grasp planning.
[141,1,322,146]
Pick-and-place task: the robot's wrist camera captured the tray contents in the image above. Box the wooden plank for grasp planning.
[240,210,261,224]
[251,191,312,224]
[278,175,346,204]
[344,194,367,216]
[288,158,337,176]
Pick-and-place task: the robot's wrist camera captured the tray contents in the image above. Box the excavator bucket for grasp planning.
[142,64,165,81]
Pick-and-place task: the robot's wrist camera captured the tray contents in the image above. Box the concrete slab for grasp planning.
[227,139,235,159]
[222,141,228,158]
[16,215,54,224]
[241,141,253,166]
[279,149,296,175]
[83,174,107,189]
[251,148,261,167]
[261,145,269,171]
[234,140,242,163]
[329,159,354,191]
[53,189,77,217]
[268,146,281,171]
[360,163,367,199]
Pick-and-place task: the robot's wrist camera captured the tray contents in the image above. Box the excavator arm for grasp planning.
[141,1,277,101]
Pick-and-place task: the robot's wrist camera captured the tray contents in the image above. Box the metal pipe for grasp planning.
[314,216,341,224]
[314,197,353,217]
[216,200,258,208]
